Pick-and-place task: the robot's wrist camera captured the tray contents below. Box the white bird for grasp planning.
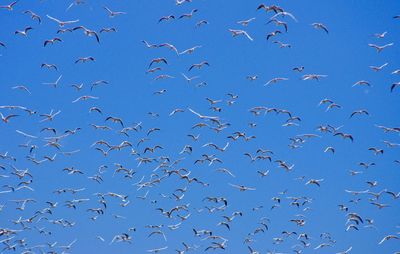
[188,108,219,120]
[237,17,256,26]
[46,15,79,27]
[42,75,62,88]
[228,29,254,41]
[368,43,394,53]
[103,6,126,17]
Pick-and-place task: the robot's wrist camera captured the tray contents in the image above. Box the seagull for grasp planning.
[302,74,327,81]
[12,85,31,94]
[66,0,85,11]
[378,235,399,244]
[149,58,168,68]
[373,31,387,38]
[368,43,394,53]
[353,80,371,87]
[142,40,158,48]
[188,61,209,71]
[179,9,198,19]
[158,15,175,23]
[103,6,126,17]
[44,38,62,47]
[267,18,288,32]
[266,30,281,40]
[72,95,99,103]
[0,1,18,11]
[46,15,79,27]
[390,82,400,92]
[350,109,369,118]
[75,56,95,64]
[0,112,19,123]
[15,27,33,36]
[41,63,58,71]
[23,10,41,23]
[179,46,202,55]
[181,73,199,83]
[73,26,100,43]
[229,183,256,191]
[264,77,288,86]
[257,4,284,13]
[188,108,219,120]
[311,23,329,33]
[270,11,298,22]
[305,179,324,187]
[369,63,388,71]
[42,75,62,88]
[228,29,254,41]
[237,17,256,26]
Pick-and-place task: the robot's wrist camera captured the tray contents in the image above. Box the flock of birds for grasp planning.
[0,0,399,253]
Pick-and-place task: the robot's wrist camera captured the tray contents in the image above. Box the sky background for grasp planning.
[0,0,399,253]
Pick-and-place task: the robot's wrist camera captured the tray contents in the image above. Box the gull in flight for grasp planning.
[181,73,199,83]
[369,63,388,71]
[228,29,253,41]
[15,27,33,36]
[229,183,256,191]
[43,75,62,88]
[0,1,18,10]
[12,85,31,94]
[237,17,256,26]
[0,112,18,123]
[23,10,41,23]
[188,108,219,120]
[264,77,288,86]
[368,43,394,53]
[103,6,127,17]
[46,15,79,27]
[270,11,298,22]
[311,23,329,33]
[73,26,100,43]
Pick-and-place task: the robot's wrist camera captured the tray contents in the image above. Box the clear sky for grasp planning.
[0,0,399,253]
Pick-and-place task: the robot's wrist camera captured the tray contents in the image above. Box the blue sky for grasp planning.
[0,0,399,253]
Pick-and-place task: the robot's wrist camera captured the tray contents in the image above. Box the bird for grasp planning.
[0,1,18,10]
[179,45,202,55]
[368,43,394,53]
[188,61,209,71]
[390,82,400,92]
[350,109,369,118]
[11,85,31,94]
[23,10,41,23]
[311,23,329,33]
[15,27,33,36]
[266,30,281,40]
[73,26,100,43]
[264,77,288,86]
[103,6,126,17]
[42,75,62,88]
[41,63,58,71]
[44,38,62,47]
[267,19,288,32]
[0,112,19,123]
[179,9,198,19]
[378,235,399,244]
[353,80,371,87]
[369,63,388,71]
[158,15,175,23]
[237,17,256,26]
[46,15,79,27]
[229,183,256,191]
[228,29,254,41]
[75,56,95,64]
[149,58,168,68]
